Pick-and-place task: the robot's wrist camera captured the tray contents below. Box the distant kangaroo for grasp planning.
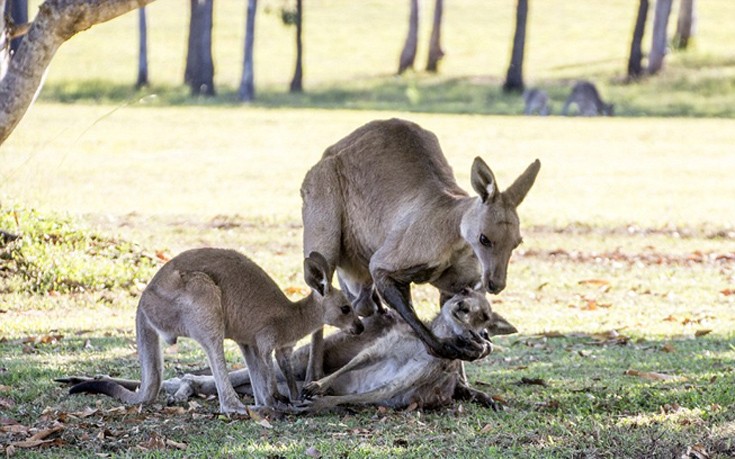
[300,118,539,375]
[62,289,516,411]
[300,288,517,411]
[523,88,551,116]
[562,81,614,116]
[68,248,363,414]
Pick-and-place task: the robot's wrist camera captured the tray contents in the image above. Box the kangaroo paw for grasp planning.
[301,381,326,398]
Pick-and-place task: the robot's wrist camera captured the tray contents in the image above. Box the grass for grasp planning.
[1,0,735,457]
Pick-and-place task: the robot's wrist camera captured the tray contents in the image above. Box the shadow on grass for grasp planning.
[37,66,735,118]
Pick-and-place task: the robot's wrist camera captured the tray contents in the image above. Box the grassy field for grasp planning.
[1,0,735,457]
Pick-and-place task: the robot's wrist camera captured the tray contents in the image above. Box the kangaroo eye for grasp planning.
[457,301,469,314]
[340,305,352,314]
[479,234,493,248]
[480,329,490,340]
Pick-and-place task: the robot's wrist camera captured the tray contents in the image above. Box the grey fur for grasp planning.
[562,81,614,116]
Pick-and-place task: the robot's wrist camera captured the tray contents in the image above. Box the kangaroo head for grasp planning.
[461,157,540,294]
[304,252,364,335]
[438,288,518,355]
[603,103,615,116]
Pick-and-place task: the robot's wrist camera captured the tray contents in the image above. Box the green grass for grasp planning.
[1,0,735,456]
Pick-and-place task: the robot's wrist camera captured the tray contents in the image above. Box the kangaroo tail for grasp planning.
[69,305,163,405]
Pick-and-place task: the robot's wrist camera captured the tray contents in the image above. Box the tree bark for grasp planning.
[503,0,528,93]
[647,0,672,75]
[397,0,418,75]
[136,6,148,88]
[425,0,444,72]
[289,0,302,93]
[627,0,649,80]
[6,0,28,54]
[0,0,157,146]
[184,0,215,96]
[238,0,257,102]
[1,0,9,80]
[673,0,694,50]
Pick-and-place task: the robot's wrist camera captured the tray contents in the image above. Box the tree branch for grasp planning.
[0,0,156,145]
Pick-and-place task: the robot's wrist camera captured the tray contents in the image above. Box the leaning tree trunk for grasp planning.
[397,0,418,75]
[425,0,444,72]
[673,0,695,50]
[627,0,649,80]
[647,0,673,75]
[185,0,215,96]
[238,0,257,102]
[136,7,149,88]
[289,0,303,93]
[0,0,157,146]
[503,0,528,93]
[6,0,27,54]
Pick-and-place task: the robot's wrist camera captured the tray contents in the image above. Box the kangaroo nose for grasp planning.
[352,320,365,335]
[485,277,505,294]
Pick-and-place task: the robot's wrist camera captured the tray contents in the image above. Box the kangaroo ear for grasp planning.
[503,159,540,208]
[487,311,518,336]
[471,157,498,203]
[304,252,331,296]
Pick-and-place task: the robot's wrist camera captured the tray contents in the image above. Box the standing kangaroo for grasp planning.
[301,118,539,373]
[300,288,517,411]
[69,248,363,414]
[562,81,614,116]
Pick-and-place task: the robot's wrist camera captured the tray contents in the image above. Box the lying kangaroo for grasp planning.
[69,248,363,414]
[301,288,517,411]
[562,81,614,116]
[523,88,551,116]
[301,118,539,373]
[62,290,515,411]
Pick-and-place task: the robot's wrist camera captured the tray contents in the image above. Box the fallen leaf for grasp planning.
[624,369,678,381]
[721,288,734,296]
[155,250,170,262]
[520,377,547,387]
[663,315,678,322]
[695,329,712,338]
[284,285,308,296]
[480,423,493,434]
[0,397,15,409]
[0,385,10,392]
[28,425,64,442]
[578,279,610,286]
[405,402,418,412]
[165,439,188,450]
[9,439,53,449]
[257,419,273,429]
[682,443,711,459]
[71,407,98,418]
[661,343,676,353]
[1,424,30,434]
[162,406,186,415]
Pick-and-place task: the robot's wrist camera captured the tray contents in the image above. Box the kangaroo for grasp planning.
[562,81,614,116]
[300,118,539,378]
[523,88,551,115]
[68,248,364,414]
[61,290,515,411]
[300,288,517,411]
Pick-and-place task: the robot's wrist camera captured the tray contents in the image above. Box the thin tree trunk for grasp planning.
[289,0,303,93]
[673,0,694,50]
[425,0,444,72]
[1,0,8,80]
[627,0,649,80]
[6,0,27,54]
[0,0,157,146]
[136,7,149,88]
[503,0,528,93]
[184,0,215,96]
[397,0,418,75]
[239,0,257,102]
[647,0,673,75]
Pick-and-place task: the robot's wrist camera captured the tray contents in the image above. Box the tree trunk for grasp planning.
[425,0,444,72]
[136,7,149,88]
[503,0,528,93]
[647,0,672,75]
[184,0,215,96]
[673,0,695,50]
[627,0,649,80]
[397,0,418,75]
[289,0,303,93]
[1,0,157,146]
[238,0,257,102]
[6,0,27,54]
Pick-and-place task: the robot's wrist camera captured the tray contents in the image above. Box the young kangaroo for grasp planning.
[300,288,517,412]
[562,81,614,116]
[523,88,551,116]
[301,118,539,376]
[69,248,363,414]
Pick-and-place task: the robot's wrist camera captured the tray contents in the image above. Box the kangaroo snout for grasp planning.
[351,320,365,335]
[484,276,506,294]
